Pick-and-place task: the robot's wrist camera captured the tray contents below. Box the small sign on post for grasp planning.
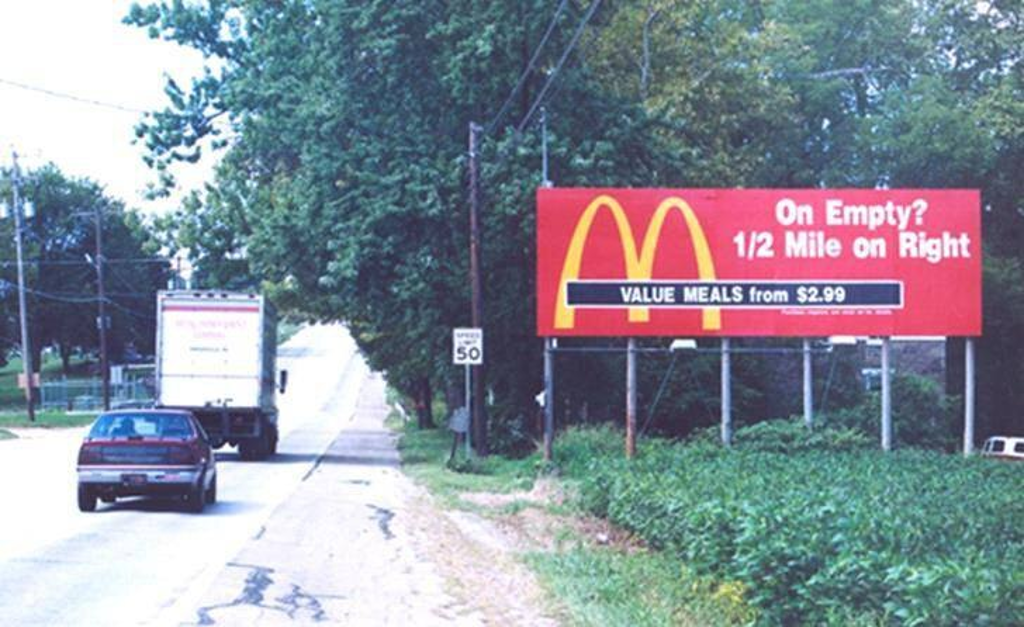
[452,327,483,365]
[448,406,469,434]
[17,373,40,389]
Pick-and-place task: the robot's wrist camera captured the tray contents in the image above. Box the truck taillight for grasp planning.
[78,444,102,465]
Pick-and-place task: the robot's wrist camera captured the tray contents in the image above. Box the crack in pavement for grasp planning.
[194,562,342,624]
[368,504,396,540]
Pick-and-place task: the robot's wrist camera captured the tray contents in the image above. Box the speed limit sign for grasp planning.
[452,328,483,365]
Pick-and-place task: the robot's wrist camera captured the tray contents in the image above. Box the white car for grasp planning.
[980,436,1024,461]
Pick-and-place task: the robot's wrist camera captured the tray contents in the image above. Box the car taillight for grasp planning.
[78,443,102,465]
[168,444,199,465]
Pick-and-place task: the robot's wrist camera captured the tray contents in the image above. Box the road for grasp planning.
[0,326,371,626]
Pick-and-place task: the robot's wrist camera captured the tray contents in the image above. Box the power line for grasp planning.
[484,0,571,136]
[516,0,603,134]
[0,257,171,267]
[0,77,150,115]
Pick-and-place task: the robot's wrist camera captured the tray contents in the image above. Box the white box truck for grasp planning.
[155,291,286,460]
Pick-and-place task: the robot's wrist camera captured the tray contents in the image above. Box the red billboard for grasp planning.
[536,188,980,337]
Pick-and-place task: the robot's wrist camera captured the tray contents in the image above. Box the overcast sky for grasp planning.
[0,0,213,214]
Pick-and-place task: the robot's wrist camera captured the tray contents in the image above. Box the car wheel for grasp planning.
[205,474,217,504]
[238,440,254,461]
[77,485,97,512]
[186,480,206,513]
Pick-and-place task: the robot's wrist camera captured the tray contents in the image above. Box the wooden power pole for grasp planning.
[468,122,487,455]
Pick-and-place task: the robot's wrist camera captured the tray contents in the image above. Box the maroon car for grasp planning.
[76,410,217,513]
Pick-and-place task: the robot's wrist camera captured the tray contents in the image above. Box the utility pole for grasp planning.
[93,207,110,411]
[468,121,487,455]
[10,151,35,422]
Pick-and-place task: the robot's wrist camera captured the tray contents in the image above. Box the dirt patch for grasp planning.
[460,477,645,555]
[403,486,564,626]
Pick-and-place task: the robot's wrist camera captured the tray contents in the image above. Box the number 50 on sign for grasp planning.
[452,328,483,365]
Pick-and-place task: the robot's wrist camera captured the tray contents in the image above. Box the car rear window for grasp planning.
[89,413,193,439]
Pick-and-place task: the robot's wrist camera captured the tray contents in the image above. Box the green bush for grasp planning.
[556,426,1023,626]
[825,374,961,451]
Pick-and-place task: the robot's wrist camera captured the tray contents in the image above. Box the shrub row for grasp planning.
[556,422,1023,625]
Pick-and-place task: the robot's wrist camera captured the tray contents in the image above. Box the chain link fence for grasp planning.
[41,366,156,412]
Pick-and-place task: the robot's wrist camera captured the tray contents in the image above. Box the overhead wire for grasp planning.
[0,77,150,115]
[0,257,172,267]
[484,0,571,137]
[515,0,603,134]
[482,0,604,175]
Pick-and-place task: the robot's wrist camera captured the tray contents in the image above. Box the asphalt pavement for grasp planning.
[0,325,391,626]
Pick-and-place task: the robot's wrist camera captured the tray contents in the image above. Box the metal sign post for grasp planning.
[721,338,732,447]
[881,337,892,451]
[964,338,976,456]
[453,327,483,458]
[626,338,637,457]
[464,364,472,457]
[803,339,813,429]
[543,338,554,462]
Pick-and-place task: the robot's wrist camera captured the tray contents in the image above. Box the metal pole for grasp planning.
[964,337,975,456]
[95,207,110,411]
[541,106,551,188]
[464,363,472,458]
[543,337,554,462]
[880,337,892,451]
[10,152,35,422]
[467,121,487,455]
[803,338,813,429]
[626,338,637,457]
[721,338,732,446]
[540,110,554,462]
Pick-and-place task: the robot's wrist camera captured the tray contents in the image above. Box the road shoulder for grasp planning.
[174,373,558,626]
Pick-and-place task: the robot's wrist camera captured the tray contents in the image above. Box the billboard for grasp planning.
[536,188,980,337]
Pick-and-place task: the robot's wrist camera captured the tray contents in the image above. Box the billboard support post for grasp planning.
[964,337,976,456]
[881,338,892,451]
[626,338,637,457]
[803,339,813,429]
[721,338,732,447]
[543,338,554,462]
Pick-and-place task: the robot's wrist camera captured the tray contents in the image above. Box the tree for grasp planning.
[128,0,1022,450]
[0,164,170,372]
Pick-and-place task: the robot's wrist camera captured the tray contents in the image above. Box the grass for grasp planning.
[393,415,538,509]
[0,411,97,429]
[0,353,93,409]
[389,395,745,626]
[528,547,750,627]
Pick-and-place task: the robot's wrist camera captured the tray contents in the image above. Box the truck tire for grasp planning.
[268,425,278,456]
[77,485,97,512]
[238,440,256,461]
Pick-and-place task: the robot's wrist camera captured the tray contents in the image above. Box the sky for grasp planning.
[0,0,213,215]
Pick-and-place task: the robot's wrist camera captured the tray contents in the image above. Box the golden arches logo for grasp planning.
[555,194,721,330]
